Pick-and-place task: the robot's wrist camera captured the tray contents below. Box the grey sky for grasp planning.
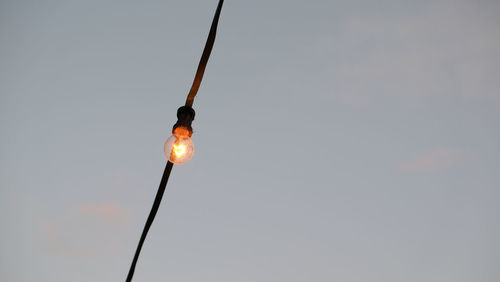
[1,0,499,281]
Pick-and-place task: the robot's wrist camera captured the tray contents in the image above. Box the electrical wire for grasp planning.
[125,1,224,281]
[185,0,224,107]
[126,161,173,282]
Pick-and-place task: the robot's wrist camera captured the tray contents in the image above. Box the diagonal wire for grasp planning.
[185,0,224,107]
[126,161,173,282]
[125,1,224,281]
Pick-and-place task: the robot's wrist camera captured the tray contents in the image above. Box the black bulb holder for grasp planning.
[172,106,195,136]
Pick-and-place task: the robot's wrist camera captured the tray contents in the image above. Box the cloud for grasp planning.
[38,202,130,257]
[75,202,129,224]
[398,147,465,172]
[321,0,500,106]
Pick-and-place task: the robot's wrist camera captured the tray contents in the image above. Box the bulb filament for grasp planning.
[172,143,187,157]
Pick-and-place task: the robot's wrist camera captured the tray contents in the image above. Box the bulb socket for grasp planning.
[172,106,195,136]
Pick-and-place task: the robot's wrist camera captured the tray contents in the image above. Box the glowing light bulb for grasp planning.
[164,127,194,164]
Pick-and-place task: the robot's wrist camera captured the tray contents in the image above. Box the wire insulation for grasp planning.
[126,161,174,282]
[185,0,224,107]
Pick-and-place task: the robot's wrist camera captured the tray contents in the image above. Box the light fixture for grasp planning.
[164,128,194,164]
[125,1,224,281]
[164,106,195,164]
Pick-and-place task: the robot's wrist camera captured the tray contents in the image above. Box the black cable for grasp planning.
[185,0,224,107]
[126,161,173,282]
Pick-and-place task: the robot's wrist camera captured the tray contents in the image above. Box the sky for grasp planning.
[1,0,499,281]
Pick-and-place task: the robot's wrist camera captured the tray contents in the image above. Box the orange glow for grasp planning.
[164,128,194,164]
[172,143,187,157]
[173,126,191,137]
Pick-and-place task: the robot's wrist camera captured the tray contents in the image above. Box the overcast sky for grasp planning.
[1,0,499,281]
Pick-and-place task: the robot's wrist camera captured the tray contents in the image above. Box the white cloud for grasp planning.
[38,202,130,257]
[75,202,129,224]
[326,0,500,106]
[398,147,465,172]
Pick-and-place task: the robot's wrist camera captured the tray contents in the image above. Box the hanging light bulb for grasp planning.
[126,1,223,281]
[163,106,196,164]
[164,126,194,164]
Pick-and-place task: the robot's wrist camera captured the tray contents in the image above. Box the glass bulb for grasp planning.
[164,127,194,164]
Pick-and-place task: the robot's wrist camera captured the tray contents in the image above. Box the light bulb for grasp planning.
[164,127,194,164]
